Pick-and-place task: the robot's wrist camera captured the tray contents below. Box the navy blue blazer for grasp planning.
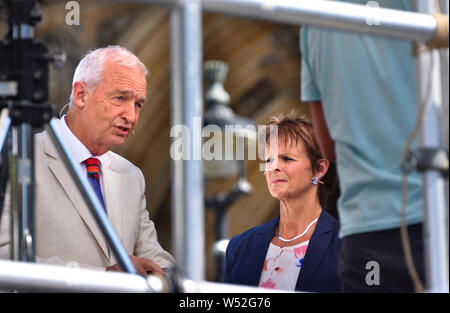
[224,209,341,292]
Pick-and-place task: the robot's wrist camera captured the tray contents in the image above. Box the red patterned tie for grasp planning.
[84,157,106,210]
[85,157,101,180]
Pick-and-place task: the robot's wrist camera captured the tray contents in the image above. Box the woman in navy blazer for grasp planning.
[224,112,341,292]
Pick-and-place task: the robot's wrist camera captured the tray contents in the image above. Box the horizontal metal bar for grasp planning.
[0,260,155,293]
[115,0,179,6]
[0,260,293,293]
[121,0,438,43]
[202,0,437,42]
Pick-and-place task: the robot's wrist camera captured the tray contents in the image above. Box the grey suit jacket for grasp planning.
[0,130,174,270]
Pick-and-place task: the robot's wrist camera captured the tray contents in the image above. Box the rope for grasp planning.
[401,0,446,294]
[401,0,448,291]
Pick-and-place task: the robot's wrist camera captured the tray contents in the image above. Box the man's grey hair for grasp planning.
[69,45,148,106]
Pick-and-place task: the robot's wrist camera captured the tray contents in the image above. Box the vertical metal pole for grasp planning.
[19,123,35,262]
[438,1,449,242]
[183,0,205,282]
[412,0,449,293]
[438,1,449,153]
[170,5,185,271]
[9,127,19,261]
[10,123,35,262]
[170,0,205,281]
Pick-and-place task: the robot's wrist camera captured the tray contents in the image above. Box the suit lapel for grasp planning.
[44,131,110,260]
[246,218,279,286]
[296,210,335,290]
[101,162,123,249]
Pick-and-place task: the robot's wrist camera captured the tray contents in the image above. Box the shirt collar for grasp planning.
[57,115,110,168]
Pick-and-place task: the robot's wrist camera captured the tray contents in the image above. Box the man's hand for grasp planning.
[106,255,164,276]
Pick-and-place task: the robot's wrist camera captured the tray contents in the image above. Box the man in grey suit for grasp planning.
[0,45,174,276]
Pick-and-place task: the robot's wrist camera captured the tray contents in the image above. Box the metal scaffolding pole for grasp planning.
[202,0,437,42]
[169,4,185,278]
[438,1,449,240]
[170,0,205,282]
[0,260,155,293]
[412,0,449,294]
[0,259,288,293]
[129,0,438,43]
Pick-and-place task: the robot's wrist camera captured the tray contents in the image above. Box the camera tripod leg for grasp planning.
[0,108,12,235]
[7,122,36,262]
[0,108,11,154]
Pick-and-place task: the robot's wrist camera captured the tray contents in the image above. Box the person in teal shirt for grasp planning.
[300,0,424,292]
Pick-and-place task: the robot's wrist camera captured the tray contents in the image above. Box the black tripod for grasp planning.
[0,0,56,262]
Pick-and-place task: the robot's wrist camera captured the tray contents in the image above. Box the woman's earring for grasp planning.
[311,175,324,185]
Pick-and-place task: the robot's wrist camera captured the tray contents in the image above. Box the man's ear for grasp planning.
[72,82,88,108]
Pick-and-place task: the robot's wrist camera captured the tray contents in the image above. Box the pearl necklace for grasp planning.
[277,217,319,242]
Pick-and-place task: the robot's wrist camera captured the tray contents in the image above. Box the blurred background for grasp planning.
[0,0,339,281]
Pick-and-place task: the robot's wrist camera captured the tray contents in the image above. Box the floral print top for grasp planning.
[258,240,309,291]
